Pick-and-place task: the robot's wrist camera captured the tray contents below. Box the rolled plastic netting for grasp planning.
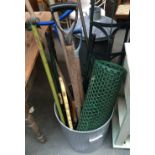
[77,60,126,131]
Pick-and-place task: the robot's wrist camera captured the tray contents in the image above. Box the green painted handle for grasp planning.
[31,25,65,124]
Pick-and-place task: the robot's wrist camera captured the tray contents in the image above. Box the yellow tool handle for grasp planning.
[59,77,73,129]
[25,0,65,124]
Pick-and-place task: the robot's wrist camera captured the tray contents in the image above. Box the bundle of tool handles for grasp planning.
[25,0,126,131]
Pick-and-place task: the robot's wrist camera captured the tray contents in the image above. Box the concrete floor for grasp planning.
[25,30,130,155]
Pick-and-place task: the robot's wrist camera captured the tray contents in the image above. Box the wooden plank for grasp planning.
[115,4,130,19]
[25,11,51,86]
[66,45,83,118]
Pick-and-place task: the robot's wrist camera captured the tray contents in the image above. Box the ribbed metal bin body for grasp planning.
[54,104,113,153]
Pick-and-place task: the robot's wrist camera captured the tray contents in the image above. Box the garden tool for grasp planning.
[50,2,84,118]
[36,9,73,26]
[45,29,83,128]
[25,0,65,124]
[36,6,83,124]
[46,0,82,120]
[45,31,64,106]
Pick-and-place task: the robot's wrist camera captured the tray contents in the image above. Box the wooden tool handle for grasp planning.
[56,62,77,123]
[25,0,65,124]
[59,77,73,129]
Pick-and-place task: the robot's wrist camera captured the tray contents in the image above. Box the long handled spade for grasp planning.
[50,2,84,118]
[25,0,65,124]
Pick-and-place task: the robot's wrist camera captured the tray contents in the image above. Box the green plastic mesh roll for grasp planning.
[77,60,126,131]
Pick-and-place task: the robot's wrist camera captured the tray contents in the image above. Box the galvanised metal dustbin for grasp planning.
[54,104,113,153]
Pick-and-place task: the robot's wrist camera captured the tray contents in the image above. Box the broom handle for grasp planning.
[25,0,65,124]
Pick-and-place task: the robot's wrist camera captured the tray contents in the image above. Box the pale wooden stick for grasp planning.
[59,77,73,129]
[25,0,65,124]
[56,61,77,123]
